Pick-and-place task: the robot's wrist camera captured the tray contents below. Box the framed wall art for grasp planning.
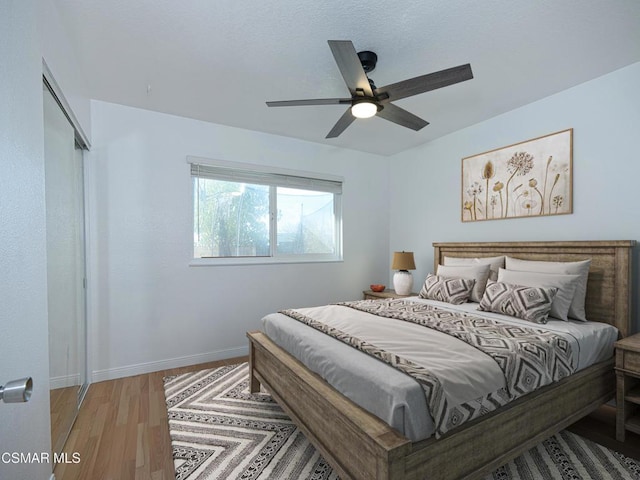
[461,128,572,222]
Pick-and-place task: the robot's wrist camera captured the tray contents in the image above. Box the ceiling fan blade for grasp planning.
[376,64,473,102]
[326,108,356,138]
[328,40,373,97]
[266,98,351,107]
[377,103,429,131]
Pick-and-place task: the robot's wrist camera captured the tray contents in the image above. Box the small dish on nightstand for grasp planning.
[370,284,386,292]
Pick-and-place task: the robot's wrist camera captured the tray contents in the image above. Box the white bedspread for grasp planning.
[262,297,617,442]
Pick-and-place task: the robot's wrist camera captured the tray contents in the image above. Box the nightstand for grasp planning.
[362,289,417,300]
[615,333,640,441]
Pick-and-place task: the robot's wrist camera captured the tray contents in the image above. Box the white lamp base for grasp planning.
[393,270,414,296]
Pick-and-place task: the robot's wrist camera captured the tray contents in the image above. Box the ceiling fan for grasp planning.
[266,40,473,138]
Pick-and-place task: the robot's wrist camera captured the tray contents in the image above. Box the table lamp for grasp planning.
[392,251,416,295]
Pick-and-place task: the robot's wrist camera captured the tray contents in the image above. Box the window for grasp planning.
[191,160,342,264]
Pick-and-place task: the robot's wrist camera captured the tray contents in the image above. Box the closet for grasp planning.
[43,80,88,457]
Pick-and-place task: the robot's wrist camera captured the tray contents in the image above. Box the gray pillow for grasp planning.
[505,257,591,321]
[478,280,558,324]
[436,263,491,303]
[497,268,580,321]
[419,274,476,305]
[444,255,505,281]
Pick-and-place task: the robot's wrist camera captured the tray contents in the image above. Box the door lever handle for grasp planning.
[0,377,33,403]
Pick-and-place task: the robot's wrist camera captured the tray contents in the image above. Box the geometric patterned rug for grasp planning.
[163,363,640,480]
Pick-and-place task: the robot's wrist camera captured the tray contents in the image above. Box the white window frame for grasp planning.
[189,156,343,266]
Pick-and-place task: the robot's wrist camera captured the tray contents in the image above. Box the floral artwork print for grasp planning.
[461,129,572,222]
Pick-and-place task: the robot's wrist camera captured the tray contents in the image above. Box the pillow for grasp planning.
[497,268,580,321]
[419,274,476,305]
[443,256,505,281]
[436,264,491,303]
[478,280,558,324]
[505,257,591,321]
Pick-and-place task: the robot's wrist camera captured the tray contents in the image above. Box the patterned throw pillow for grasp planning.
[436,263,491,303]
[419,274,476,305]
[478,280,558,324]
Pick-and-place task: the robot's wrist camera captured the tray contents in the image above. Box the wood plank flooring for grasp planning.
[55,357,640,480]
[54,356,244,480]
[50,385,80,457]
[567,403,640,461]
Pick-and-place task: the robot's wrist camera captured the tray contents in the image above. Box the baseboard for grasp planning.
[91,345,248,382]
[49,373,81,390]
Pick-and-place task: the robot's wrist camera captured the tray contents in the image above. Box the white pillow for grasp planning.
[497,268,581,321]
[437,264,491,303]
[505,257,591,321]
[443,256,505,281]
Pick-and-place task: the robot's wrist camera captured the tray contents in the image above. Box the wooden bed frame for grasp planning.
[247,241,635,479]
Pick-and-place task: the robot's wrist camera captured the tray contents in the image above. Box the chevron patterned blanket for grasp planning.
[281,299,576,438]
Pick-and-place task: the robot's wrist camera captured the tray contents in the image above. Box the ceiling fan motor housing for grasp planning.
[357,50,378,73]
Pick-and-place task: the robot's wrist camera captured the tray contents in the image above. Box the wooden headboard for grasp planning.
[433,241,635,338]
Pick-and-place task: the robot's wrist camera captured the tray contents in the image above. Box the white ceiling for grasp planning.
[55,0,640,156]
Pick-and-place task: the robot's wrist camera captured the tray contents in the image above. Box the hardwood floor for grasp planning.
[54,356,245,480]
[50,385,80,457]
[567,403,640,461]
[55,357,640,480]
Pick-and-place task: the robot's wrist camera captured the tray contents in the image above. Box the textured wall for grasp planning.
[0,3,52,479]
[389,62,640,330]
[87,100,390,380]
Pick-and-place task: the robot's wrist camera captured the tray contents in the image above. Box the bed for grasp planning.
[247,241,635,480]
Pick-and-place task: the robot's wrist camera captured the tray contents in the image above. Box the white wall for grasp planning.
[389,62,640,330]
[39,0,92,144]
[0,3,51,479]
[88,101,390,380]
[87,63,640,379]
[0,2,90,478]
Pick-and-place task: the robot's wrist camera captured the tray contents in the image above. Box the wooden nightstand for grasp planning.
[362,289,417,300]
[615,333,640,441]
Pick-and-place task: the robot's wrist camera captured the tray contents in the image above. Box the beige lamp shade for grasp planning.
[391,251,416,271]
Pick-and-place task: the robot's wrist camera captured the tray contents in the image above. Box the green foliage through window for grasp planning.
[192,162,342,262]
[194,178,270,257]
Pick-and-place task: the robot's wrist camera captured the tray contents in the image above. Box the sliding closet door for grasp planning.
[43,84,87,457]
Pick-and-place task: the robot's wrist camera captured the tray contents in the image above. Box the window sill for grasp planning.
[189,257,343,267]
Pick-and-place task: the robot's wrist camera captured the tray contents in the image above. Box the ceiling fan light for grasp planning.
[351,101,377,119]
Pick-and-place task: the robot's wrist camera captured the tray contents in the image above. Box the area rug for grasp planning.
[163,363,640,480]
